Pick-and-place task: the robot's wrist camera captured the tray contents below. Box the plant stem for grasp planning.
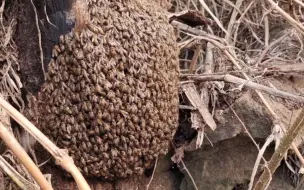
[0,122,52,190]
[254,109,304,190]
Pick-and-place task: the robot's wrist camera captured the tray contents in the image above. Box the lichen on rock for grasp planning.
[31,0,179,179]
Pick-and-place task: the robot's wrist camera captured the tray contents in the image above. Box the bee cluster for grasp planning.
[34,0,179,179]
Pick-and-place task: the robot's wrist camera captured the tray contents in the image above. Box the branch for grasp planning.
[0,122,52,189]
[254,109,304,190]
[0,156,39,190]
[266,0,304,35]
[0,97,91,190]
[189,74,304,103]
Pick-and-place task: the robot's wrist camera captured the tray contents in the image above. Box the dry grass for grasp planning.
[0,0,24,110]
[173,0,304,188]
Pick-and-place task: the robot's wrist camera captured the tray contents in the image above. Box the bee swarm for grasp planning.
[33,0,179,179]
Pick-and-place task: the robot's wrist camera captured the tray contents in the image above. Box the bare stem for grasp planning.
[0,122,52,190]
[0,97,91,190]
[254,109,304,190]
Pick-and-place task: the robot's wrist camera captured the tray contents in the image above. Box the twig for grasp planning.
[0,122,52,190]
[262,0,269,47]
[198,0,228,35]
[0,156,39,190]
[30,0,45,80]
[254,109,304,190]
[171,21,304,167]
[189,74,304,103]
[0,97,91,190]
[255,31,291,67]
[181,83,217,130]
[225,98,271,190]
[43,1,57,29]
[188,45,201,73]
[294,0,304,8]
[225,0,244,42]
[180,159,199,190]
[266,0,304,35]
[248,134,274,190]
[146,156,158,190]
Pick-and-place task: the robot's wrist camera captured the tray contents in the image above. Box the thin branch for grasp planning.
[0,122,52,190]
[146,156,158,190]
[30,0,45,80]
[262,0,270,47]
[225,0,243,42]
[255,31,291,67]
[198,0,228,35]
[0,156,39,190]
[0,97,91,190]
[181,159,199,190]
[294,0,304,8]
[266,0,304,35]
[189,74,304,103]
[189,45,201,73]
[254,109,304,190]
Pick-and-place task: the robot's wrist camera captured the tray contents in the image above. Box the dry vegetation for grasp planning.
[1,0,304,189]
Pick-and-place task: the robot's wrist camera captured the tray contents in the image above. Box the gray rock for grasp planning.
[180,136,260,190]
[206,92,272,144]
[180,135,297,190]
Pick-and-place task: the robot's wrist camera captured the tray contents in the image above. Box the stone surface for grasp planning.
[180,135,298,190]
[206,90,303,145]
[180,136,260,190]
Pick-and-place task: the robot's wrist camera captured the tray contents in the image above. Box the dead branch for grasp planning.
[188,74,304,103]
[266,0,304,35]
[181,82,217,130]
[172,20,304,168]
[0,97,91,190]
[0,156,39,190]
[254,109,304,190]
[146,156,158,190]
[0,122,52,189]
[30,0,45,79]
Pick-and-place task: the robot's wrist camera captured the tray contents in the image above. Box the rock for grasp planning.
[180,136,266,190]
[180,135,298,190]
[206,90,303,145]
[207,92,272,144]
[149,171,181,190]
[268,166,295,190]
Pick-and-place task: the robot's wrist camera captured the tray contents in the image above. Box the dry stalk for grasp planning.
[181,159,198,190]
[0,97,91,190]
[0,156,39,190]
[30,0,45,80]
[255,31,291,67]
[262,0,270,46]
[225,0,243,42]
[254,109,304,190]
[0,122,52,189]
[188,45,201,73]
[294,0,304,8]
[189,74,304,103]
[146,156,158,190]
[198,0,228,35]
[172,20,304,168]
[266,0,304,35]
